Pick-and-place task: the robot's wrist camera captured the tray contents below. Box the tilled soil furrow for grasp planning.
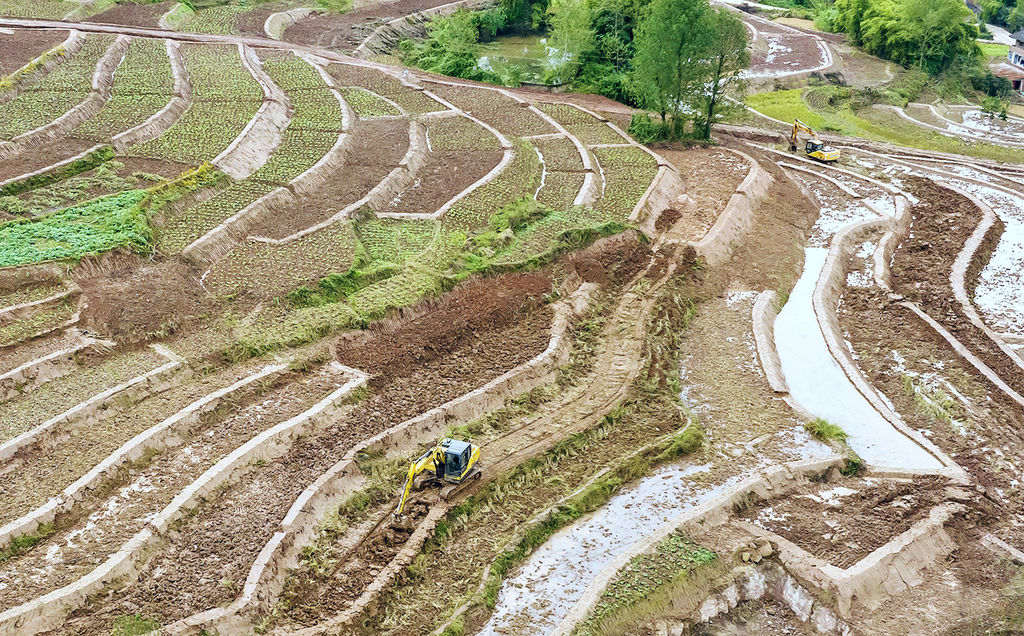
[53,307,554,634]
[0,363,349,611]
[0,359,267,527]
[893,178,1024,394]
[0,347,166,443]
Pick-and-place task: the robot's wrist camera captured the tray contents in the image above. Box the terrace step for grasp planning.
[0,363,360,616]
[0,359,285,540]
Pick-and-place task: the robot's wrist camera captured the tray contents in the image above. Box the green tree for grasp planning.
[546,0,597,83]
[692,7,749,139]
[630,0,711,136]
[895,0,980,73]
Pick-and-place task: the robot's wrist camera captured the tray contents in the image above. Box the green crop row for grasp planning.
[129,99,261,164]
[593,146,658,222]
[183,44,262,103]
[328,64,443,115]
[0,35,118,139]
[0,301,76,346]
[339,88,400,118]
[260,52,328,92]
[205,222,358,298]
[536,171,584,211]
[182,4,247,35]
[0,163,222,266]
[427,83,554,138]
[427,115,501,151]
[252,129,338,185]
[158,179,276,254]
[535,137,583,171]
[535,102,593,125]
[355,218,436,263]
[0,0,74,19]
[443,138,541,232]
[0,189,148,267]
[73,94,169,140]
[110,38,174,96]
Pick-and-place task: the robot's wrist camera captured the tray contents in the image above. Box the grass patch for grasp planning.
[979,42,1009,59]
[0,523,54,563]
[803,417,848,443]
[110,614,161,636]
[576,532,717,636]
[0,162,221,267]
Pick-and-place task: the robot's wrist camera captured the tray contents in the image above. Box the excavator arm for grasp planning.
[396,446,443,515]
[791,118,820,150]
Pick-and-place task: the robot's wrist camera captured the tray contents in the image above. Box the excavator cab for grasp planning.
[396,438,482,514]
[441,439,473,480]
[791,119,840,163]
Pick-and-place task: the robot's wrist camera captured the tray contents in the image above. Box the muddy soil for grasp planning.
[76,257,219,345]
[0,29,66,78]
[692,600,818,636]
[0,331,78,375]
[280,501,432,627]
[839,286,1024,531]
[284,0,458,50]
[248,117,410,239]
[383,149,502,216]
[741,476,949,568]
[0,364,352,611]
[0,138,98,183]
[54,277,556,633]
[83,1,169,27]
[894,177,1024,394]
[659,147,751,242]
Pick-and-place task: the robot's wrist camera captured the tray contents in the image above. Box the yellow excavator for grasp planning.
[791,119,840,163]
[396,438,482,515]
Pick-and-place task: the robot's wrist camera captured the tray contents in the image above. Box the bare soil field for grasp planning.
[83,1,168,27]
[0,29,66,77]
[284,0,458,50]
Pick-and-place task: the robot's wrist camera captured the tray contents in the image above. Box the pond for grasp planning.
[475,34,558,85]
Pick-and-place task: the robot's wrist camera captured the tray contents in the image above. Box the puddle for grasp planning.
[773,247,941,469]
[477,464,747,636]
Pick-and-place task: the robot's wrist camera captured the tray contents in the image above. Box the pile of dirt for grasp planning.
[75,256,219,344]
[894,177,1024,393]
[742,476,950,568]
[333,272,552,383]
[84,2,167,26]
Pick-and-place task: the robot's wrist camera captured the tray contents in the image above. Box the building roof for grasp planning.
[1012,28,1024,44]
[991,62,1024,81]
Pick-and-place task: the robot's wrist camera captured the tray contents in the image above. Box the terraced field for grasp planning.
[1,6,1023,636]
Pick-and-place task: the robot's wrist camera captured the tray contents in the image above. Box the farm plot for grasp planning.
[536,102,628,146]
[0,362,349,614]
[443,138,542,232]
[0,29,68,79]
[536,170,584,210]
[357,218,436,263]
[0,345,166,442]
[182,3,250,35]
[52,282,555,633]
[0,357,267,530]
[0,300,75,346]
[328,63,446,115]
[340,87,401,117]
[383,117,502,217]
[0,279,64,309]
[204,222,359,299]
[0,0,74,19]
[72,38,174,142]
[157,180,278,254]
[0,331,78,376]
[0,34,117,140]
[426,83,556,137]
[535,136,585,171]
[129,44,262,165]
[3,160,169,219]
[249,116,410,238]
[593,146,658,222]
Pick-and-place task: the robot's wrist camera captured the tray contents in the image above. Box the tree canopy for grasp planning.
[834,0,980,75]
[631,0,748,140]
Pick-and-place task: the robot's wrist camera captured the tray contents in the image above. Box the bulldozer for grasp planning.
[790,119,840,163]
[396,438,482,515]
